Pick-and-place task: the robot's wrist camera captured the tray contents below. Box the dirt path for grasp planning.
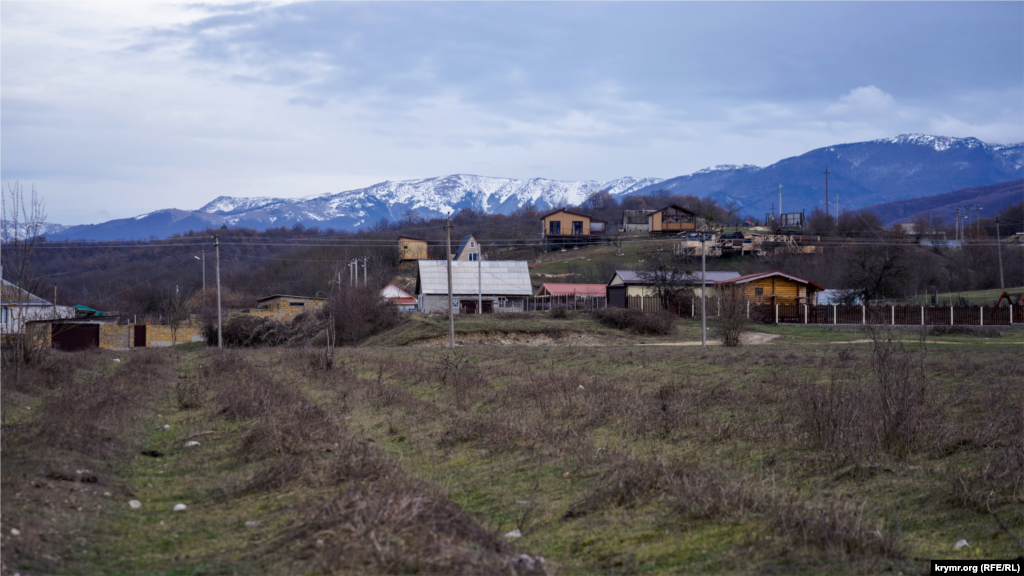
[639,332,780,346]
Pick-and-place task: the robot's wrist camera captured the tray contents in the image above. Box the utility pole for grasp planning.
[477,245,482,314]
[824,168,830,221]
[778,183,782,224]
[215,235,222,349]
[444,214,455,349]
[362,256,368,287]
[995,216,1003,286]
[700,230,707,347]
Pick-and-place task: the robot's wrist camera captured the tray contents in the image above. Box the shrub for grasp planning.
[549,305,569,319]
[591,308,675,335]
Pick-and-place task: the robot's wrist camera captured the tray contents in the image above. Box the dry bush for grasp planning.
[710,285,749,347]
[207,353,305,421]
[276,479,512,576]
[548,305,569,319]
[31,352,168,459]
[329,285,400,345]
[868,329,932,458]
[175,371,204,409]
[591,308,675,335]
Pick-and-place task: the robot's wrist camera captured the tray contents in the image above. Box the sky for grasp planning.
[2,1,1022,226]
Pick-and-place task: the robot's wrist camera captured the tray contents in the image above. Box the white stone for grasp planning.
[954,539,969,550]
[112,359,120,362]
[10,528,20,536]
[162,424,170,430]
[245,521,258,528]
[128,500,142,509]
[173,503,187,512]
[184,440,200,447]
[504,529,522,539]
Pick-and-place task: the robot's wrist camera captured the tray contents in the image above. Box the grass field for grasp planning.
[2,318,1022,575]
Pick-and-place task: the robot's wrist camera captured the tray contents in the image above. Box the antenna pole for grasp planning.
[778,183,782,224]
[996,218,1004,289]
[824,168,830,221]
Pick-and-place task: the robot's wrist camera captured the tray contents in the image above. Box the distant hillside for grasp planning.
[628,134,1023,217]
[861,179,1023,225]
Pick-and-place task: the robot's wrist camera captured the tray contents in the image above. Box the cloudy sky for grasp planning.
[2,1,1022,225]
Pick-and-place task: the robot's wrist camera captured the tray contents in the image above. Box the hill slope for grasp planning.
[861,179,1023,225]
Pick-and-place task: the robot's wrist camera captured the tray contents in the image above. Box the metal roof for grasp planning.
[417,260,532,296]
[256,294,327,302]
[610,270,741,285]
[716,270,825,291]
[1,279,50,305]
[538,283,607,296]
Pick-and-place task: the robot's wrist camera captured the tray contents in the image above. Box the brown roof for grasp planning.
[654,204,697,216]
[256,294,327,302]
[398,235,429,242]
[716,271,825,291]
[538,208,607,223]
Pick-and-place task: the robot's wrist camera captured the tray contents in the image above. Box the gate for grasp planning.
[134,324,147,348]
[51,324,99,351]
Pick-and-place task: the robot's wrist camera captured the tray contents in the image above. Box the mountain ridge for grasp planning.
[17,133,1024,241]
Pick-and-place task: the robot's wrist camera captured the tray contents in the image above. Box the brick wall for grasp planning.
[26,323,50,348]
[146,323,205,347]
[100,324,132,350]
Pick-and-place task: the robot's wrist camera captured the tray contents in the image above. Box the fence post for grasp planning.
[775,304,779,325]
[950,306,953,326]
[1011,304,1014,325]
[980,307,983,326]
[692,301,694,317]
[862,304,866,325]
[747,300,750,320]
[921,306,924,326]
[805,303,808,324]
[833,304,837,325]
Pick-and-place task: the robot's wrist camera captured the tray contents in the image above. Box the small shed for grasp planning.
[381,283,418,311]
[416,260,532,314]
[622,210,654,233]
[398,236,429,261]
[255,295,326,320]
[715,271,824,305]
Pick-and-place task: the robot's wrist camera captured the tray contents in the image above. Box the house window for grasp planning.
[289,302,305,307]
[755,287,764,296]
[572,221,583,235]
[470,241,475,248]
[403,245,409,250]
[1,308,7,324]
[469,252,479,261]
[549,221,561,235]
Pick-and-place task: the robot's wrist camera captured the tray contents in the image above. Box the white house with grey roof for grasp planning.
[415,260,532,314]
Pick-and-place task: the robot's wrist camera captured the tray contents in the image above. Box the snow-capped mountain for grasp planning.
[1,221,69,241]
[44,175,663,241]
[40,134,1024,241]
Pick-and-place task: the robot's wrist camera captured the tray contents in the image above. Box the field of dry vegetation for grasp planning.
[1,322,1022,575]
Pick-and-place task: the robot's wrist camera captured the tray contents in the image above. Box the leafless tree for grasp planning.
[1,182,48,378]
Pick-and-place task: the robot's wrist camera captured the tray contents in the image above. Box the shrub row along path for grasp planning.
[1,348,543,576]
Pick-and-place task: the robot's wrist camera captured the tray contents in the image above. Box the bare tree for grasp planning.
[1,182,48,378]
[710,284,749,347]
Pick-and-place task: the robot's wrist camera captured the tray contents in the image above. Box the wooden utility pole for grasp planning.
[477,245,482,314]
[701,231,707,347]
[215,235,222,349]
[996,218,1004,289]
[444,215,455,349]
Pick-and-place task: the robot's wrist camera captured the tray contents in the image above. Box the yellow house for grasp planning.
[606,270,742,308]
[252,294,326,320]
[540,209,606,238]
[648,204,697,234]
[715,271,823,305]
[453,234,484,261]
[398,236,429,261]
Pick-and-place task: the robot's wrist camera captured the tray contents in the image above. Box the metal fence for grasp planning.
[604,296,1024,326]
[525,295,607,311]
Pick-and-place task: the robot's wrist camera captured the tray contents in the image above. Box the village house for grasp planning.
[415,260,532,314]
[715,271,824,306]
[535,283,607,298]
[540,209,606,238]
[453,234,484,261]
[381,283,418,311]
[674,232,721,257]
[606,270,741,308]
[1,279,76,339]
[647,204,698,234]
[398,236,430,261]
